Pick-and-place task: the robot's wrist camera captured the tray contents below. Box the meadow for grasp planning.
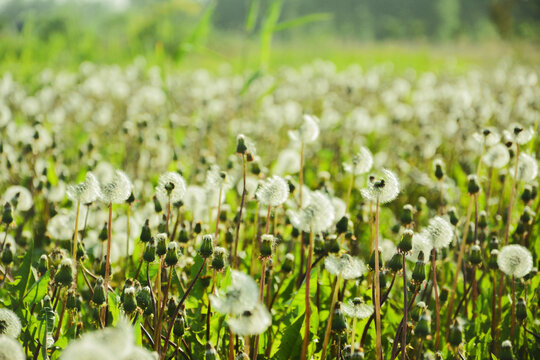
[0,6,539,358]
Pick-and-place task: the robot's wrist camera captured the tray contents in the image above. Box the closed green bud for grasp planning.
[92,277,106,306]
[369,248,383,270]
[478,211,487,229]
[260,234,275,258]
[398,229,413,253]
[165,242,180,267]
[136,286,152,310]
[336,216,349,234]
[173,315,185,338]
[99,222,108,242]
[411,301,427,322]
[236,135,247,154]
[520,207,534,224]
[448,207,459,226]
[412,251,426,285]
[2,202,13,225]
[205,342,220,360]
[178,227,189,243]
[516,298,527,323]
[326,235,340,254]
[401,204,414,226]
[469,244,482,265]
[467,174,480,195]
[211,247,227,272]
[434,160,444,180]
[351,348,365,360]
[500,340,514,360]
[489,250,499,270]
[167,297,178,318]
[415,312,431,338]
[387,252,403,273]
[153,195,162,213]
[235,352,249,360]
[194,222,202,234]
[448,320,462,348]
[331,302,348,334]
[66,289,80,311]
[1,243,13,266]
[140,219,151,243]
[143,238,156,263]
[314,235,327,256]
[158,215,167,234]
[521,185,532,203]
[155,233,167,256]
[122,287,138,313]
[225,228,234,244]
[199,234,214,258]
[54,258,74,287]
[281,253,295,273]
[38,254,49,275]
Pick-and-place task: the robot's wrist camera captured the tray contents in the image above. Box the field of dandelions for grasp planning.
[0,60,539,360]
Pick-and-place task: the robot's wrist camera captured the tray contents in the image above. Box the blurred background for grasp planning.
[1,0,539,74]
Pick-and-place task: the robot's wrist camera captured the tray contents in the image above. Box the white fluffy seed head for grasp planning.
[2,186,33,212]
[424,216,453,250]
[344,146,373,175]
[409,232,433,262]
[484,144,510,169]
[0,335,25,360]
[288,190,335,233]
[210,270,259,316]
[256,176,289,207]
[156,172,186,204]
[361,168,400,204]
[472,128,500,147]
[324,254,367,280]
[505,123,533,145]
[288,114,320,144]
[227,303,271,336]
[0,309,22,339]
[511,153,538,183]
[497,245,533,278]
[101,170,132,204]
[67,172,102,204]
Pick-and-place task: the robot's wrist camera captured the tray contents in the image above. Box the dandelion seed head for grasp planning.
[511,153,538,183]
[227,303,271,336]
[341,298,373,319]
[472,128,500,147]
[484,144,510,169]
[288,190,334,233]
[497,245,533,278]
[67,172,102,204]
[361,168,400,204]
[101,170,132,204]
[409,232,432,262]
[324,254,367,280]
[288,114,320,144]
[210,270,259,316]
[424,216,453,250]
[255,176,289,207]
[0,309,22,339]
[156,172,186,204]
[0,335,25,360]
[344,146,373,175]
[1,186,33,212]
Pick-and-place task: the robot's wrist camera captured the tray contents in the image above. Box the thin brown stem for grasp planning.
[101,203,113,326]
[374,198,382,360]
[300,229,313,360]
[233,155,247,268]
[320,275,340,360]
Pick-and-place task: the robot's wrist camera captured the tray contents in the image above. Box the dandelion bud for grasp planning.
[469,244,482,265]
[1,202,13,225]
[173,314,185,338]
[38,254,49,275]
[331,302,348,334]
[167,297,178,318]
[155,233,167,256]
[225,228,234,244]
[153,195,162,213]
[343,345,353,360]
[92,277,106,306]
[368,248,382,270]
[140,219,151,243]
[76,242,85,261]
[143,238,156,263]
[489,236,499,250]
[478,211,487,229]
[165,242,180,267]
[136,286,152,310]
[235,352,249,360]
[211,247,227,271]
[178,227,189,243]
[411,301,427,322]
[433,159,444,180]
[500,340,514,360]
[66,290,81,312]
[54,258,73,287]
[447,207,459,226]
[521,185,532,203]
[260,234,275,258]
[486,250,499,271]
[514,297,528,324]
[194,222,202,234]
[401,204,414,226]
[415,312,431,338]
[199,234,214,258]
[122,287,137,313]
[99,222,108,242]
[412,251,426,285]
[467,174,481,195]
[205,342,220,360]
[398,229,413,254]
[158,215,167,233]
[325,235,340,254]
[126,192,135,204]
[387,252,403,273]
[314,235,327,256]
[334,216,348,235]
[236,134,247,154]
[282,253,295,273]
[351,348,365,360]
[1,243,13,266]
[520,207,534,224]
[448,320,462,348]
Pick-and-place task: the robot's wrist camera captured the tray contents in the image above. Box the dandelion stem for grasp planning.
[402,253,408,360]
[320,274,341,360]
[252,259,266,360]
[374,198,382,360]
[299,142,304,208]
[101,202,113,326]
[126,203,131,271]
[233,154,247,268]
[345,172,355,213]
[511,275,516,340]
[300,229,313,360]
[166,195,171,236]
